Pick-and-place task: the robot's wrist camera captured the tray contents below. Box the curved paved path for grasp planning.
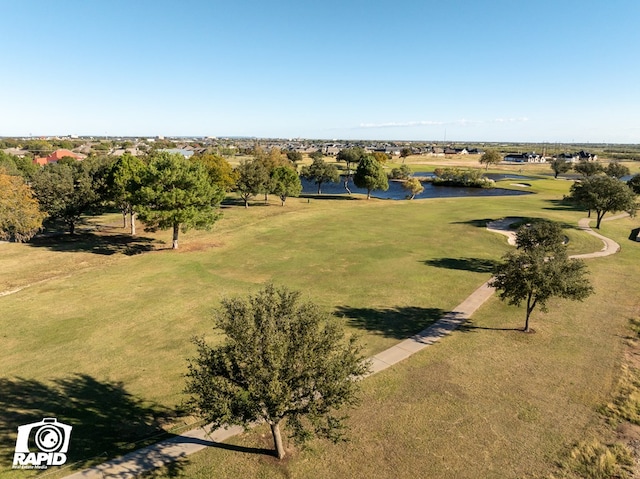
[63,215,625,479]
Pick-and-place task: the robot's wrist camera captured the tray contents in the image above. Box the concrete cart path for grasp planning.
[63,215,625,479]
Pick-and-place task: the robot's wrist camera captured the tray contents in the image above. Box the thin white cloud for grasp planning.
[357,118,529,129]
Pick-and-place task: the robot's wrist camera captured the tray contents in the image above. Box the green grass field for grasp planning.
[0,170,638,478]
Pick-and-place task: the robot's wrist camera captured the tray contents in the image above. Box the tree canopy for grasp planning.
[136,152,224,249]
[234,159,269,208]
[568,176,637,228]
[550,159,573,178]
[490,221,593,332]
[184,284,369,460]
[31,160,102,234]
[270,165,302,206]
[336,147,366,194]
[105,153,145,235]
[628,174,640,195]
[479,150,502,170]
[353,156,388,199]
[402,177,424,200]
[574,160,603,178]
[604,161,631,179]
[300,157,340,194]
[190,153,237,192]
[0,173,46,242]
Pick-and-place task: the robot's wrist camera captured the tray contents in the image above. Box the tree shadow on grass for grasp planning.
[27,232,159,255]
[457,322,523,333]
[450,218,496,228]
[0,374,184,474]
[543,198,585,212]
[423,257,499,273]
[335,305,445,339]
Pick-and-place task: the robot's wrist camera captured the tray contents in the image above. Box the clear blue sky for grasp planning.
[1,0,639,143]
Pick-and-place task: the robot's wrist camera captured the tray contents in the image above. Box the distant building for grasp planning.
[160,148,194,159]
[33,149,84,166]
[504,152,544,163]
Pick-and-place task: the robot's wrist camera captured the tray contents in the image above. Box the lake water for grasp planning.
[301,176,531,200]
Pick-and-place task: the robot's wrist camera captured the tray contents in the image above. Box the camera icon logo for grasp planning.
[13,418,72,469]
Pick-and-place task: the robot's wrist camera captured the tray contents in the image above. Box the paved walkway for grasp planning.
[63,215,625,479]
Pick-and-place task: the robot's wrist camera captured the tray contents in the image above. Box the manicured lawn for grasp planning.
[0,174,635,478]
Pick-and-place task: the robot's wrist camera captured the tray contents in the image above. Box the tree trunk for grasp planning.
[69,222,75,235]
[344,174,352,194]
[280,196,286,206]
[317,183,322,194]
[596,211,605,229]
[270,422,285,460]
[123,210,127,228]
[367,189,371,200]
[172,223,179,249]
[524,293,535,332]
[130,211,136,236]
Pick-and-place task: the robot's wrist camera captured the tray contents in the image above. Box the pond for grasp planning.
[301,176,532,200]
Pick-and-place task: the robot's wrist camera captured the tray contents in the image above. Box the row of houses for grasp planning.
[503,150,598,163]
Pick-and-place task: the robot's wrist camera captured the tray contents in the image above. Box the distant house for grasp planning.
[33,149,84,166]
[160,148,194,159]
[444,147,468,155]
[557,152,580,163]
[578,150,598,161]
[504,152,544,163]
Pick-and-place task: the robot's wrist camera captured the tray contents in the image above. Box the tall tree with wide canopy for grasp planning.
[353,155,389,199]
[568,175,637,228]
[550,158,573,178]
[106,153,145,235]
[336,147,366,194]
[270,165,302,206]
[604,161,631,179]
[402,177,424,200]
[0,172,46,242]
[190,153,237,192]
[184,284,369,460]
[490,221,593,332]
[628,174,640,194]
[479,150,502,170]
[136,152,223,249]
[574,160,603,178]
[300,157,340,194]
[234,159,269,208]
[31,160,102,234]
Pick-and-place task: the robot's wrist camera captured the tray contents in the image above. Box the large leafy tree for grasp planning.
[402,177,424,200]
[136,152,224,249]
[31,160,102,234]
[628,174,640,194]
[190,153,237,193]
[490,221,593,332]
[270,165,302,206]
[336,147,366,194]
[550,158,572,178]
[399,147,412,164]
[0,172,46,242]
[568,175,637,228]
[479,150,502,170]
[105,153,145,235]
[184,284,369,460]
[604,161,631,179]
[353,155,389,199]
[234,159,269,208]
[574,160,603,178]
[300,157,340,194]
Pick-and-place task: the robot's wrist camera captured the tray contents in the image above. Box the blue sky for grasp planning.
[1,0,639,143]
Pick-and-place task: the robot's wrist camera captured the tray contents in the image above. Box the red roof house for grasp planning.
[33,149,84,165]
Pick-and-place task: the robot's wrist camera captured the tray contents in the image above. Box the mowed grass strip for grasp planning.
[143,216,640,479]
